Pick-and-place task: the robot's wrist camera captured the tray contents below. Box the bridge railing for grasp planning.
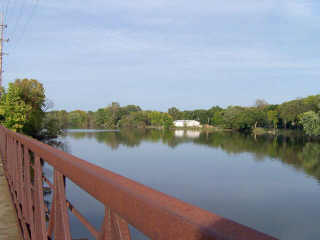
[0,126,277,240]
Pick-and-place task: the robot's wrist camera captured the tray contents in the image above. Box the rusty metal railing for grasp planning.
[0,126,277,240]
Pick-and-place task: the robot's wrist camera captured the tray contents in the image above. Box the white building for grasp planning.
[173,120,201,127]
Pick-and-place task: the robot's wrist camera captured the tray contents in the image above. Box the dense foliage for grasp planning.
[48,102,174,130]
[48,94,320,135]
[0,79,62,139]
[299,111,320,136]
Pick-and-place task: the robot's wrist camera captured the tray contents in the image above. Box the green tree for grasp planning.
[41,113,64,138]
[95,102,122,128]
[279,99,314,128]
[299,111,320,136]
[149,111,164,126]
[192,109,210,124]
[120,105,141,117]
[267,110,279,129]
[249,108,267,129]
[68,110,88,129]
[168,107,181,120]
[119,111,150,128]
[0,79,63,139]
[222,106,246,130]
[13,79,46,136]
[211,111,224,126]
[0,83,32,131]
[95,108,108,128]
[208,106,222,125]
[162,113,173,129]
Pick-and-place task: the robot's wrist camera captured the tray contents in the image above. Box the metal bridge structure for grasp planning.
[0,126,277,240]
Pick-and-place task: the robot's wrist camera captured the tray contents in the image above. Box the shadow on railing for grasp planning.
[0,126,277,240]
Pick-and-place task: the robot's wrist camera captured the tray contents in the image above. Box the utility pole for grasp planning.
[0,13,9,88]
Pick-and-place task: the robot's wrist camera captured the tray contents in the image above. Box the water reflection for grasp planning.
[174,130,201,138]
[66,129,320,183]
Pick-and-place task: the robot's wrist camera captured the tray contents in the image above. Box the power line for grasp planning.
[13,0,39,49]
[10,0,27,42]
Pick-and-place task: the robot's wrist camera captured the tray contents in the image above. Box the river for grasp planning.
[43,129,320,239]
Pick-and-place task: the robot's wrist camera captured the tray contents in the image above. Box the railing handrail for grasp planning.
[0,126,277,240]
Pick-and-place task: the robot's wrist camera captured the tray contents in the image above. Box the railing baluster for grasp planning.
[112,212,131,240]
[13,140,18,195]
[5,134,10,180]
[24,147,35,239]
[11,138,16,190]
[99,208,131,240]
[11,139,19,206]
[7,135,11,183]
[5,135,10,183]
[8,136,14,189]
[17,142,24,206]
[66,200,99,238]
[33,155,47,239]
[10,137,14,186]
[16,142,30,240]
[47,194,55,238]
[53,170,72,240]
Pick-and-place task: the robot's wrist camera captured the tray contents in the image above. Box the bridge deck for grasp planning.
[0,161,22,240]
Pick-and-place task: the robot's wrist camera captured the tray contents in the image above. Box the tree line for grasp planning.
[2,78,318,138]
[47,94,320,136]
[47,102,174,130]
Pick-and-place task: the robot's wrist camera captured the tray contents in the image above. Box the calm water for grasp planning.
[44,129,320,240]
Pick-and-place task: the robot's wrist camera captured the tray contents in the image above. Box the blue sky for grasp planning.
[1,0,320,111]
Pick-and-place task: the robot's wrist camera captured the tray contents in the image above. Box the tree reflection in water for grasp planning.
[66,129,320,183]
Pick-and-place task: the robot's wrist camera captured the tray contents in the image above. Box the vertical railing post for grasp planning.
[17,142,24,207]
[7,136,14,194]
[12,139,18,196]
[7,136,12,188]
[47,190,55,238]
[3,129,7,172]
[33,155,47,239]
[99,208,131,240]
[24,147,35,239]
[15,142,30,239]
[5,133,10,180]
[52,169,72,240]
